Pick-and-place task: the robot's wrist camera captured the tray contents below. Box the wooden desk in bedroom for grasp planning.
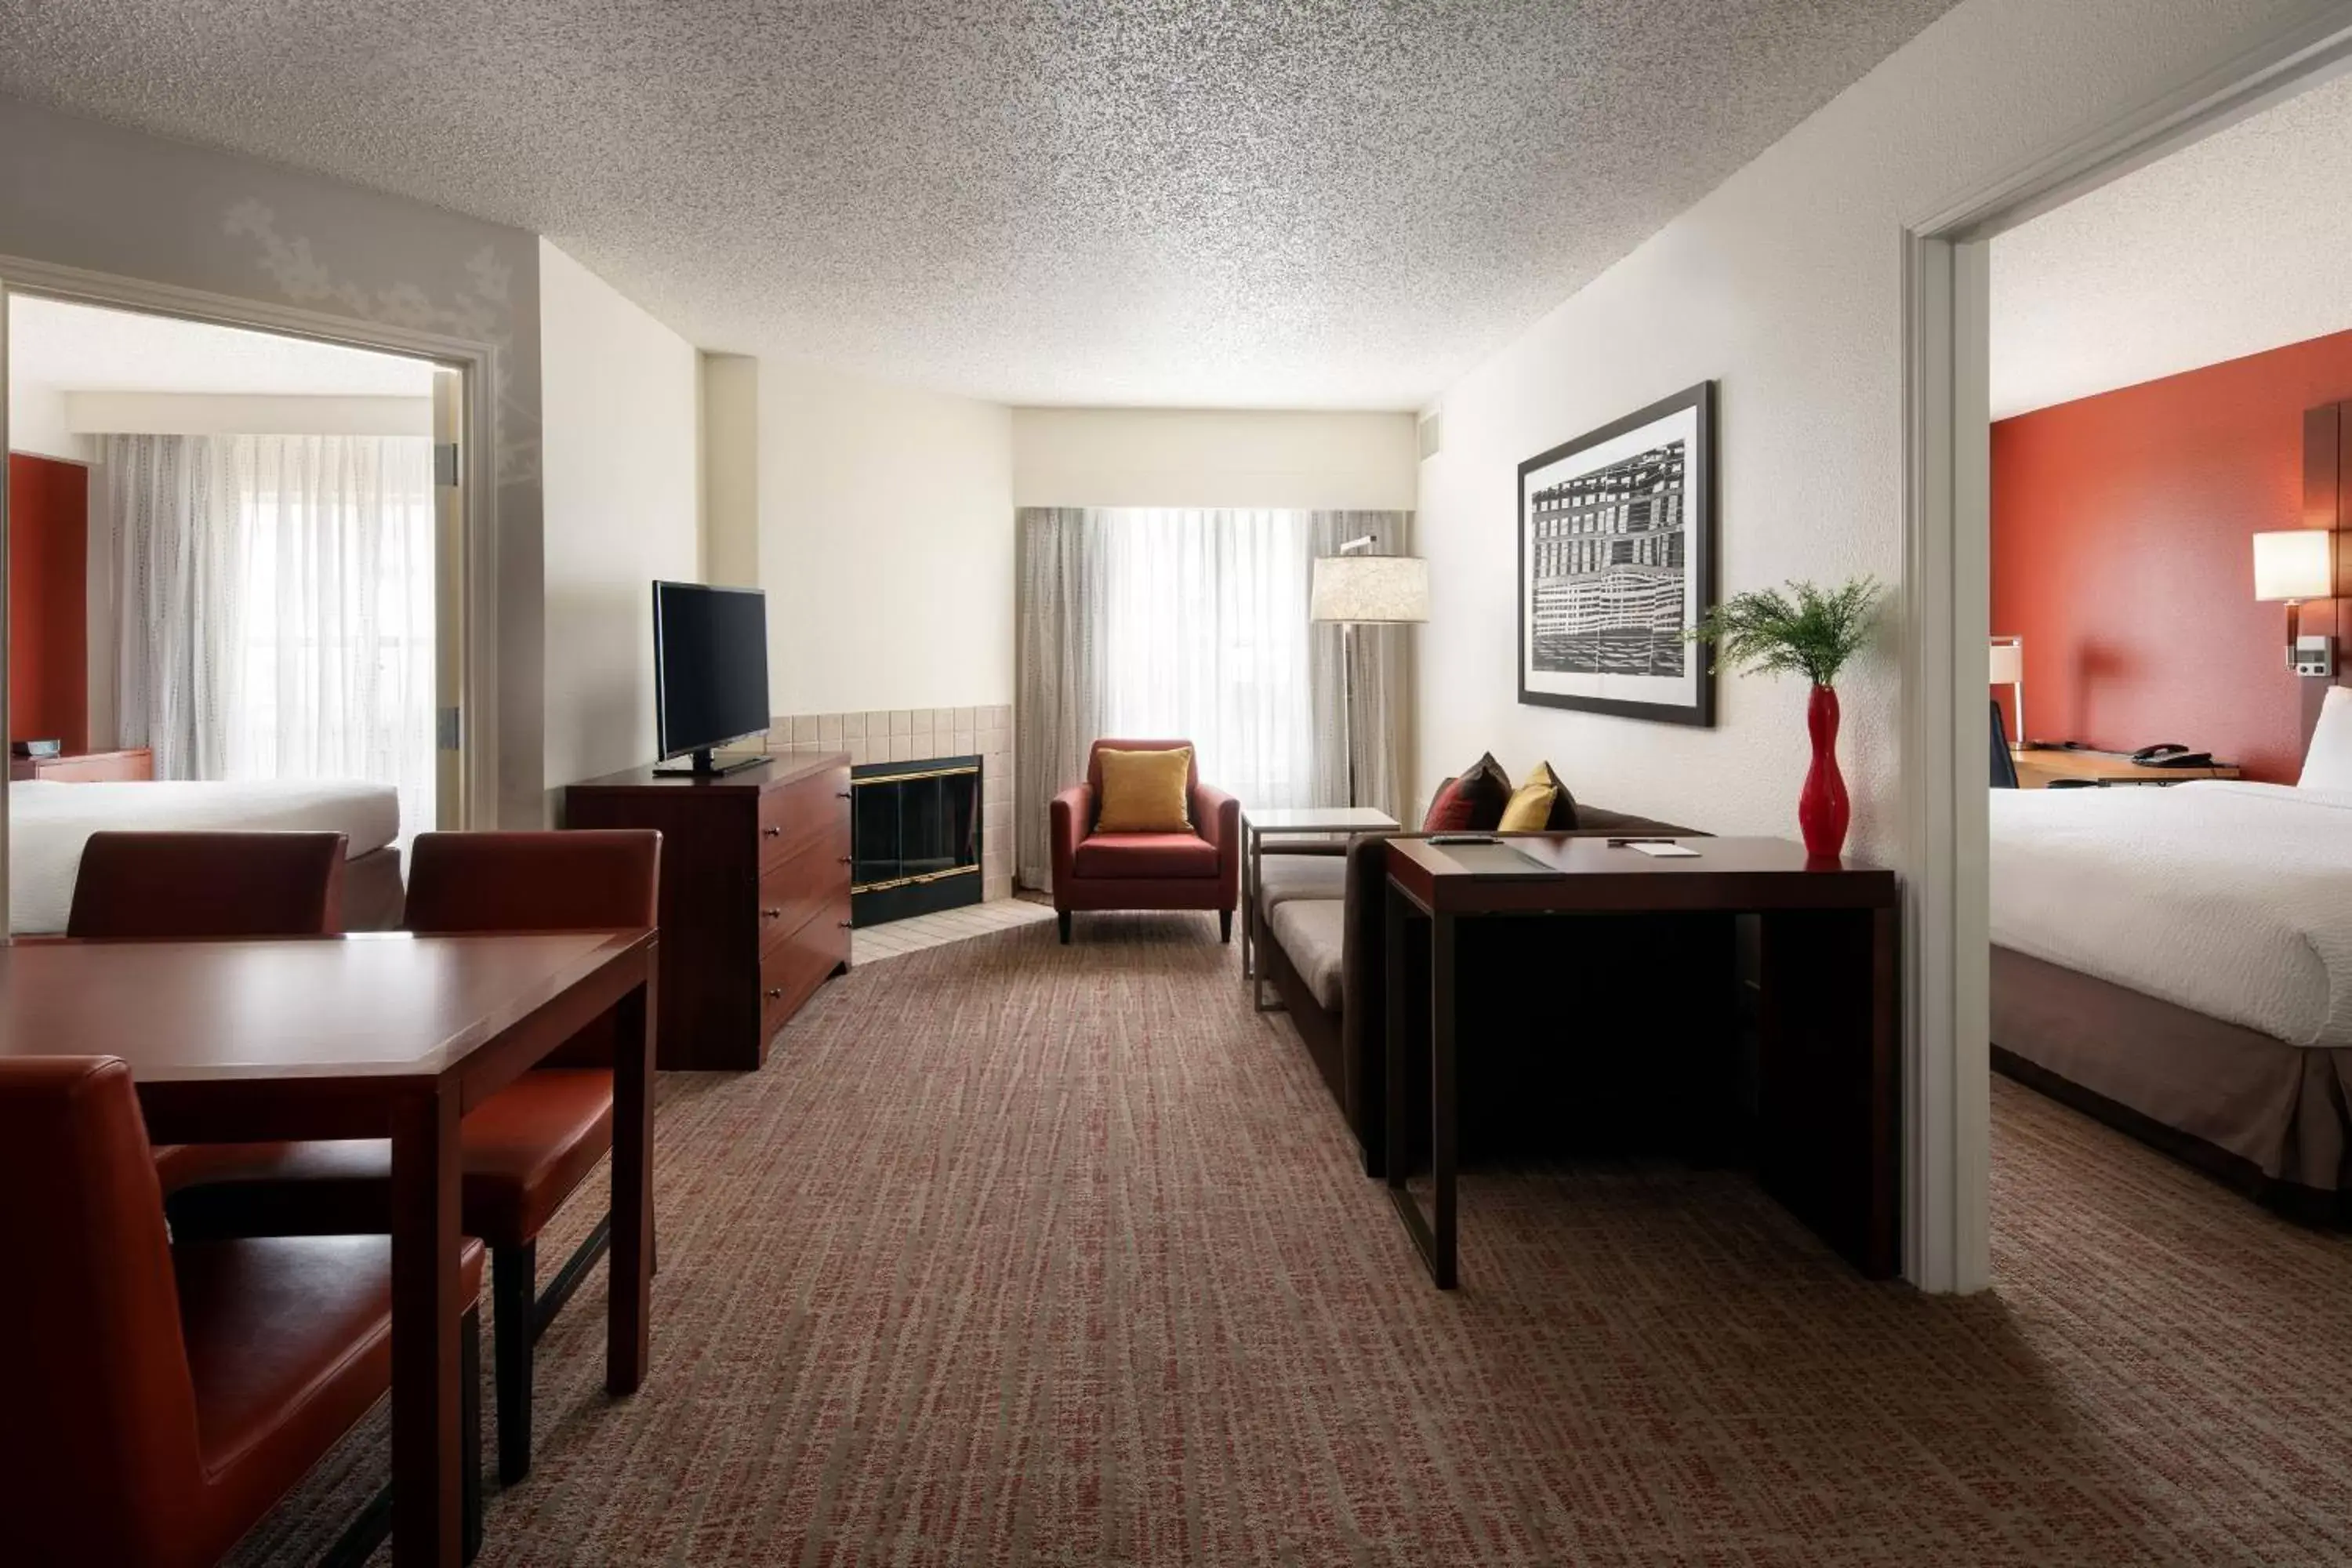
[1381,834,1900,1288]
[9,746,152,782]
[2012,747,2238,788]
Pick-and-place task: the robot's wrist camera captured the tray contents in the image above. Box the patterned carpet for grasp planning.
[230,915,2352,1566]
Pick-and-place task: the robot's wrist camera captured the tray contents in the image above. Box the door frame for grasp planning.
[1899,7,2352,1291]
[0,254,503,836]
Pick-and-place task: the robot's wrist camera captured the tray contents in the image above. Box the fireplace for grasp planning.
[850,754,982,926]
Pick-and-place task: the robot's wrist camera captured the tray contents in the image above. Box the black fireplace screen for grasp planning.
[851,758,980,893]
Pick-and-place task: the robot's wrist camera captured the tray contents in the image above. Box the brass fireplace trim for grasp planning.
[852,763,979,786]
[851,862,979,895]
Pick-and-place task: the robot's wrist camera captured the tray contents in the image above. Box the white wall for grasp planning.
[1012,408,1417,509]
[65,391,430,437]
[539,238,702,810]
[760,361,1014,716]
[701,353,759,590]
[1414,0,2312,859]
[7,376,93,463]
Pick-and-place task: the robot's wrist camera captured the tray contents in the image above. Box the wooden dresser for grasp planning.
[9,746,153,782]
[565,753,851,1070]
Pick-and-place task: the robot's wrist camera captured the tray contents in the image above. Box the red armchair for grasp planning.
[1050,738,1240,942]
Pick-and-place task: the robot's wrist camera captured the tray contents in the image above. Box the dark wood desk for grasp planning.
[2011,746,2238,787]
[0,931,658,1567]
[1383,835,1898,1288]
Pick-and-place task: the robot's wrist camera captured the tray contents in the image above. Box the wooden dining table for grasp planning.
[0,927,659,1567]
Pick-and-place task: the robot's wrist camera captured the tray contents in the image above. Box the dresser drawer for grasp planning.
[757,761,850,869]
[757,822,851,953]
[759,898,850,1043]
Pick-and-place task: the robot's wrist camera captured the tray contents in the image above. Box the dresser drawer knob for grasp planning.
[765,986,783,1000]
[838,855,852,865]
[764,826,782,838]
[763,907,782,920]
[839,920,852,928]
[837,790,851,800]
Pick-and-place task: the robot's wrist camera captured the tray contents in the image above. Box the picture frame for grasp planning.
[1515,380,1716,726]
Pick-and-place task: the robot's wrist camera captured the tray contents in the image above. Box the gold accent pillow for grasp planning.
[1094,746,1194,833]
[1497,761,1565,832]
[1497,783,1555,830]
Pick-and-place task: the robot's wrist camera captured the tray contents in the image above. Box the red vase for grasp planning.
[1799,684,1850,862]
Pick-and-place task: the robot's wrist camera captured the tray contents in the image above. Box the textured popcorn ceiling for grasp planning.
[0,1,1958,408]
[1991,68,2352,420]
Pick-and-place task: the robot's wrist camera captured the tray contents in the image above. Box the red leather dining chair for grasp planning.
[67,829,348,938]
[0,1057,484,1568]
[64,832,350,1202]
[1049,738,1240,943]
[164,829,662,1488]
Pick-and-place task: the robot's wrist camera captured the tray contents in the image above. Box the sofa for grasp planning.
[1253,803,1705,1176]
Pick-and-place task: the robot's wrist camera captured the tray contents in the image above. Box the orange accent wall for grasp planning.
[1991,330,2352,785]
[7,452,89,754]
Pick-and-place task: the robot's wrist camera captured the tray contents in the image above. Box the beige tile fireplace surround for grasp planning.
[768,706,1012,902]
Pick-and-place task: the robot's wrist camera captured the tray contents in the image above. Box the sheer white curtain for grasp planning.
[225,436,437,837]
[105,433,437,837]
[1016,506,1326,887]
[1098,507,1318,811]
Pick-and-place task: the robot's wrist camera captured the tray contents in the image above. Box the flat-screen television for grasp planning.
[652,582,770,775]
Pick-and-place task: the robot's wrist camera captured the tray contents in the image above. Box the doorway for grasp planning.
[1902,15,2352,1290]
[0,271,495,934]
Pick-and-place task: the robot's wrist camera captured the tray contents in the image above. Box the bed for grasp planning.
[1990,747,2352,1218]
[8,779,406,935]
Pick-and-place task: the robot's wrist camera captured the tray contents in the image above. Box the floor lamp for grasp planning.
[1309,538,1431,807]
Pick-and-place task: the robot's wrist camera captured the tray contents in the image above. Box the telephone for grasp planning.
[2129,742,2215,768]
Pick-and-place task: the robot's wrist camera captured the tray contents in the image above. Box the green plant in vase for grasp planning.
[1685,576,1884,859]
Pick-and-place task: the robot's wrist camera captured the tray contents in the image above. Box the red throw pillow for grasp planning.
[1421,753,1512,832]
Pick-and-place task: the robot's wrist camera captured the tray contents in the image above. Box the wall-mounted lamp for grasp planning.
[1988,636,2025,745]
[2252,529,2337,677]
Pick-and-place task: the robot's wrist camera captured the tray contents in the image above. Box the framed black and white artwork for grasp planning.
[1515,381,1716,727]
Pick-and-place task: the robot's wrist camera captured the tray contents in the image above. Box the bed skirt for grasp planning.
[1991,946,2352,1222]
[343,844,405,931]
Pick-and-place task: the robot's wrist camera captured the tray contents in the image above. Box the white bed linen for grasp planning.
[8,779,400,935]
[1990,780,2352,1048]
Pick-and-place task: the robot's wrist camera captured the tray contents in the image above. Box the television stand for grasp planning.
[652,746,767,778]
[566,752,852,1070]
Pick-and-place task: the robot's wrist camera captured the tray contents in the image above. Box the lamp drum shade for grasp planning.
[1987,640,2024,686]
[2253,530,2334,601]
[1310,555,1431,623]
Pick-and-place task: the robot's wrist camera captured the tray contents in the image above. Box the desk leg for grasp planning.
[390,1084,463,1567]
[608,975,655,1394]
[1428,910,1457,1289]
[1756,906,1900,1279]
[1384,888,1457,1289]
[1242,827,1255,983]
[1384,882,1406,1191]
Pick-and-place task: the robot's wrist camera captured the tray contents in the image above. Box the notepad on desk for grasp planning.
[1611,838,1700,858]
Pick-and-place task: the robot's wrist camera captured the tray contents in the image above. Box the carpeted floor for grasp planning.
[231,915,2352,1566]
